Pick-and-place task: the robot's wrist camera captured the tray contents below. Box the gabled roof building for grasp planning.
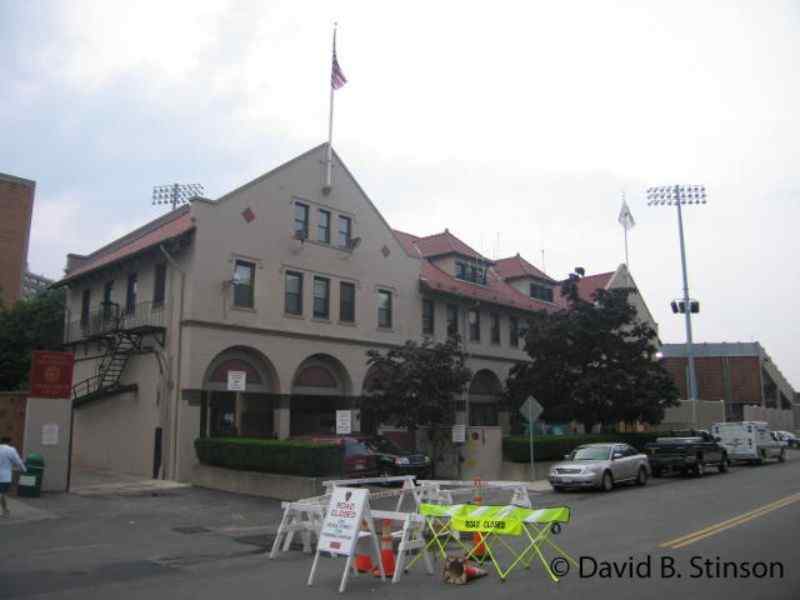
[55,144,657,481]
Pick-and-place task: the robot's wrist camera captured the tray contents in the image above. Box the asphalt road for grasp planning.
[2,453,799,600]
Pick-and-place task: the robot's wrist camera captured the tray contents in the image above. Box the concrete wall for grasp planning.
[743,405,795,431]
[0,173,34,307]
[23,398,72,492]
[657,400,726,430]
[191,463,323,501]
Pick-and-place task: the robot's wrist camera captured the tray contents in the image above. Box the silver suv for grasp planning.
[549,443,651,492]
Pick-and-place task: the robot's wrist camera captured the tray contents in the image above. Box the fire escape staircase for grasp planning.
[69,301,165,407]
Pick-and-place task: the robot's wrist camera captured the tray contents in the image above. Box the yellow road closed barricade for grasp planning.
[416,503,578,582]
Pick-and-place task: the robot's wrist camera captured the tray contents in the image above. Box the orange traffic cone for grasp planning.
[472,478,485,559]
[355,553,374,573]
[464,564,488,581]
[373,519,396,577]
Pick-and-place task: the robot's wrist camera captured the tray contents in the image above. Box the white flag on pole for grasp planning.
[618,199,635,230]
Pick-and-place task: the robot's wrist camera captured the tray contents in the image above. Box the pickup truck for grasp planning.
[645,430,729,477]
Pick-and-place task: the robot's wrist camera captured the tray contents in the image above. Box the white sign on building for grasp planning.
[452,424,466,444]
[227,370,247,392]
[42,423,59,446]
[336,410,352,435]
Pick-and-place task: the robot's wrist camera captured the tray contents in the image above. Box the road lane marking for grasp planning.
[660,492,800,549]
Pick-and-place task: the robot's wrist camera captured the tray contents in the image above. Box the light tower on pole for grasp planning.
[152,183,204,211]
[646,184,707,424]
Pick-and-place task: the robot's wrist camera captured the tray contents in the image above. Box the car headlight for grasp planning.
[395,457,410,466]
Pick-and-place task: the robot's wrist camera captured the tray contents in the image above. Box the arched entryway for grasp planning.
[201,347,279,438]
[468,369,503,426]
[290,354,352,436]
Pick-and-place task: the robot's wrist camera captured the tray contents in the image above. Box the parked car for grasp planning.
[549,443,650,492]
[775,431,799,448]
[711,421,786,464]
[301,435,379,478]
[645,430,729,477]
[360,435,432,480]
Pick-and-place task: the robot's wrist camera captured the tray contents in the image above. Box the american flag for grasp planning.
[331,34,347,90]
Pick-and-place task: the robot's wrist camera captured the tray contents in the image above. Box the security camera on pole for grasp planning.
[646,184,708,425]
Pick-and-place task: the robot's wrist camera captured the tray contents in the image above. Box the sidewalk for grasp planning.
[0,496,58,526]
[70,466,190,497]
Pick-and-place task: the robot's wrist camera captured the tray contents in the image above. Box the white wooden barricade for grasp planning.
[323,475,419,512]
[371,509,434,583]
[270,500,326,559]
[417,479,533,508]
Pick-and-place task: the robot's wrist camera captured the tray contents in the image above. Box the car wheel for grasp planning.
[778,450,786,463]
[600,471,613,492]
[718,455,729,473]
[635,467,648,486]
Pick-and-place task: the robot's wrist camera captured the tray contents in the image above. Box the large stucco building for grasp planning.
[56,145,657,481]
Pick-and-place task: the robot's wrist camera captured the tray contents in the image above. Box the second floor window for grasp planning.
[153,264,166,306]
[446,304,459,337]
[318,209,331,243]
[233,260,255,308]
[509,316,519,347]
[340,282,355,322]
[422,299,434,335]
[126,273,138,314]
[469,309,480,341]
[80,289,91,325]
[285,271,303,315]
[313,276,330,319]
[338,215,352,248]
[455,261,486,284]
[490,313,500,344]
[294,202,309,239]
[529,283,554,302]
[377,290,392,328]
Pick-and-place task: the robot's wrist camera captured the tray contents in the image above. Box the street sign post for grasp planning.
[519,396,543,481]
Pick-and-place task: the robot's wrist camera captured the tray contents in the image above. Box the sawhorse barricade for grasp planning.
[323,475,420,512]
[413,503,578,582]
[270,500,326,558]
[371,510,435,583]
[417,480,534,508]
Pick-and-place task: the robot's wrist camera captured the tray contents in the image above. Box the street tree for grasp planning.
[506,271,679,433]
[0,288,65,391]
[364,336,472,475]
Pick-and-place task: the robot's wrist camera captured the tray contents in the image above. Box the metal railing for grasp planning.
[65,300,167,343]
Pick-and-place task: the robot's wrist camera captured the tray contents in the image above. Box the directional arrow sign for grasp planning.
[520,396,543,423]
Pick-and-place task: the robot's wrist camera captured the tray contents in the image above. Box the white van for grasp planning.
[711,421,786,464]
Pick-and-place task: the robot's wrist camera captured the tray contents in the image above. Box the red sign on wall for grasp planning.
[30,351,75,399]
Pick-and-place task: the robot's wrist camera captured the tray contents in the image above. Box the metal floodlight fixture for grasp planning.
[152,183,205,210]
[646,185,707,207]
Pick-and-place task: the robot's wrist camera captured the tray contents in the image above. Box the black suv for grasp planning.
[360,435,432,479]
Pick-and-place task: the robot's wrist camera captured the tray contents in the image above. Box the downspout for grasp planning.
[160,245,186,480]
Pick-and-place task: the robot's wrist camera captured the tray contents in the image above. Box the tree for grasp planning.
[506,271,679,433]
[364,336,472,475]
[0,288,66,390]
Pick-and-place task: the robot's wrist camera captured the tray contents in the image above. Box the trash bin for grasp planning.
[17,453,45,498]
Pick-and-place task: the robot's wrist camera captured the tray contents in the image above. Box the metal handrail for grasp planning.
[65,300,166,343]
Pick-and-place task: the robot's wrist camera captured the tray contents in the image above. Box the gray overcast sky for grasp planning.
[2,2,799,387]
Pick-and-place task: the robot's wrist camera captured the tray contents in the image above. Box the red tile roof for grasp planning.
[556,271,614,306]
[494,254,554,283]
[406,229,490,261]
[56,206,194,284]
[393,229,422,257]
[420,260,557,313]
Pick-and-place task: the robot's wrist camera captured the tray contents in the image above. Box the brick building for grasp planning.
[661,342,796,421]
[0,173,35,307]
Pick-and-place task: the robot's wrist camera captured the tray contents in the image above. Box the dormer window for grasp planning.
[455,260,487,285]
[529,282,554,302]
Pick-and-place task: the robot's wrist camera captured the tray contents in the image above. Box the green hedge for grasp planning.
[503,432,662,463]
[194,437,344,477]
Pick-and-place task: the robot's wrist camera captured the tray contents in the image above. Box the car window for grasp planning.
[572,446,612,461]
[345,440,371,457]
[366,437,402,454]
[624,445,638,457]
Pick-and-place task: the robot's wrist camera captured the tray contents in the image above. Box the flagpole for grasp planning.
[325,24,337,191]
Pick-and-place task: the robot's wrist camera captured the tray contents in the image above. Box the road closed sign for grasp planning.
[317,487,368,556]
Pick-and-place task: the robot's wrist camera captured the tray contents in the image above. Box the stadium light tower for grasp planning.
[646,184,707,423]
[152,183,205,211]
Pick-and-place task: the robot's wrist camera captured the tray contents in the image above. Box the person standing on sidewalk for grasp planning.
[0,437,26,517]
